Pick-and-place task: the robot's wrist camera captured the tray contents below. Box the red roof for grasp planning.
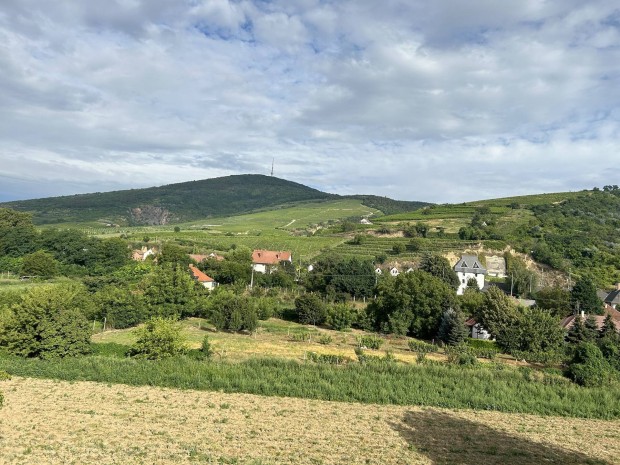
[189,264,214,283]
[252,250,292,265]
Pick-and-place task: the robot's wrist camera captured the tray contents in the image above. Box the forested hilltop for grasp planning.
[0,175,334,226]
[0,174,429,226]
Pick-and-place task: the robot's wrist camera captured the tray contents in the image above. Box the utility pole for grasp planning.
[270,158,274,176]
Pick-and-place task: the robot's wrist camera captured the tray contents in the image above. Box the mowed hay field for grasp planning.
[1,377,619,465]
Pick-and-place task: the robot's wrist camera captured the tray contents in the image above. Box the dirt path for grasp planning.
[1,377,618,465]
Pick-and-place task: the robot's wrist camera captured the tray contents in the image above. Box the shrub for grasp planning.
[0,370,11,380]
[445,345,478,366]
[290,332,311,342]
[199,335,213,360]
[355,347,396,366]
[255,297,276,320]
[327,302,356,331]
[129,317,188,360]
[307,352,347,365]
[205,290,258,332]
[2,284,92,359]
[318,335,333,345]
[566,342,613,387]
[408,340,436,354]
[357,335,384,350]
[95,285,146,329]
[294,294,327,326]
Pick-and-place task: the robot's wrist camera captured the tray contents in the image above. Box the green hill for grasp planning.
[0,175,431,227]
[0,175,337,226]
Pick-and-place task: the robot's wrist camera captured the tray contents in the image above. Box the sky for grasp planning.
[1,0,619,203]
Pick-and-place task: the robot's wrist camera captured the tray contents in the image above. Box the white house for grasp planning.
[454,255,487,295]
[132,246,156,261]
[389,267,400,277]
[189,264,217,290]
[251,250,292,274]
[465,317,492,340]
[375,267,383,275]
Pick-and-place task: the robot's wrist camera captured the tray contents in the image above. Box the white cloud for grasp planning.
[0,0,619,203]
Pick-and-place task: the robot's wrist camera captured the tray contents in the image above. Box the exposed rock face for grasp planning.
[129,206,172,225]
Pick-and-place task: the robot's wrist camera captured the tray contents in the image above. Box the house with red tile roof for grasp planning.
[189,264,217,290]
[251,250,292,274]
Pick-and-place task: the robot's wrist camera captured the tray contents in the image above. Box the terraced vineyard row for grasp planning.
[324,237,507,261]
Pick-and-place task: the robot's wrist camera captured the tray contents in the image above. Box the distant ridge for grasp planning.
[0,175,334,226]
[0,174,430,226]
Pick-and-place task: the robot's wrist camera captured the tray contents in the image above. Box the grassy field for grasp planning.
[93,317,423,364]
[1,377,617,465]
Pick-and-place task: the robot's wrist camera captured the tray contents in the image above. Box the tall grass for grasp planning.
[1,353,619,419]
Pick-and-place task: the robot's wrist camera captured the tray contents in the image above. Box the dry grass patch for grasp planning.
[1,377,619,465]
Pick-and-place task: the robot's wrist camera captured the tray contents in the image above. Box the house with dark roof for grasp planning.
[600,284,620,309]
[454,255,487,295]
[252,250,292,274]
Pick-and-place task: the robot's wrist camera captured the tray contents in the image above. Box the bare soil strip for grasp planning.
[1,377,619,465]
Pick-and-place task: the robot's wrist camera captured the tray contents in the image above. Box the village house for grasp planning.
[465,317,492,340]
[599,283,620,309]
[454,255,487,295]
[251,249,292,274]
[190,252,224,263]
[560,306,620,332]
[188,264,217,290]
[131,246,156,261]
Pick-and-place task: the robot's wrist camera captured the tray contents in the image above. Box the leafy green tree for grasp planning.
[535,286,571,317]
[473,286,518,339]
[90,238,130,274]
[327,302,356,331]
[204,289,258,332]
[369,270,457,338]
[496,307,565,356]
[129,317,187,359]
[295,294,327,326]
[37,229,94,269]
[458,287,485,317]
[599,314,619,340]
[306,256,375,298]
[571,276,603,315]
[2,284,92,358]
[437,308,468,346]
[392,243,405,255]
[506,255,537,297]
[140,265,198,318]
[407,237,422,252]
[566,316,592,344]
[20,250,58,277]
[567,342,612,387]
[0,208,37,257]
[415,223,429,238]
[94,285,146,329]
[419,253,459,289]
[158,243,189,267]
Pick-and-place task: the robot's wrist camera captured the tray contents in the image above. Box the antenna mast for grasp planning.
[270,158,274,176]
